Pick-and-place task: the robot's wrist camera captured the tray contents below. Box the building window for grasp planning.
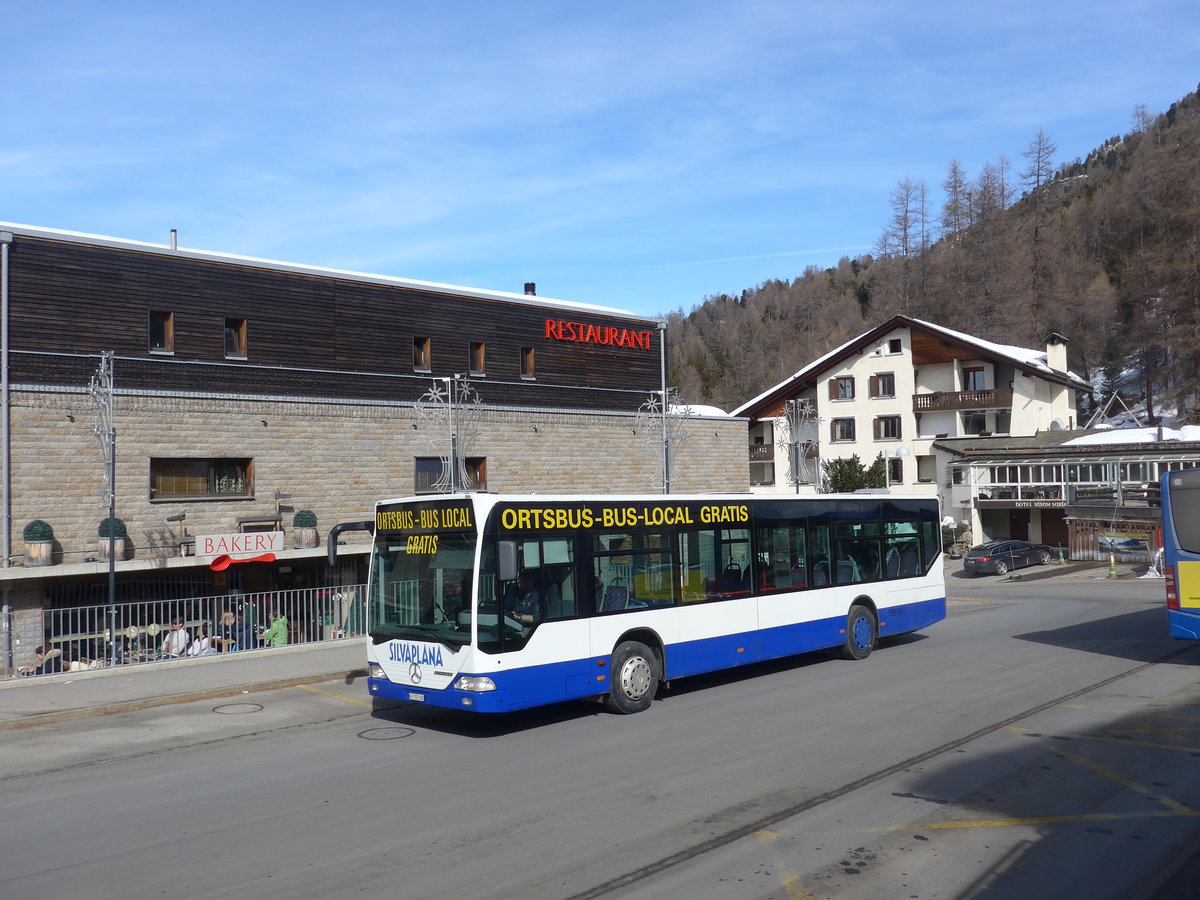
[869,373,896,398]
[413,336,431,372]
[224,318,247,358]
[961,412,987,434]
[149,311,174,353]
[521,346,535,379]
[888,338,903,354]
[888,457,904,485]
[829,376,855,400]
[415,456,487,493]
[963,366,985,391]
[469,342,486,376]
[150,458,253,500]
[874,416,902,440]
[831,418,856,442]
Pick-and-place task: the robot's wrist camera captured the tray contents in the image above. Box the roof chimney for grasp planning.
[169,229,178,250]
[523,282,536,296]
[1043,332,1069,372]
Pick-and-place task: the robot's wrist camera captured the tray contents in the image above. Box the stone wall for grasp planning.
[8,389,748,566]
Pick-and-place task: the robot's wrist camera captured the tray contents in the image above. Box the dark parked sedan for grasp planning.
[963,540,1054,575]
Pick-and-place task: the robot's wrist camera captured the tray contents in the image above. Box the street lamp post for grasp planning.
[658,321,670,494]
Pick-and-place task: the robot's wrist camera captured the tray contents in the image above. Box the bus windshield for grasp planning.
[370,501,478,651]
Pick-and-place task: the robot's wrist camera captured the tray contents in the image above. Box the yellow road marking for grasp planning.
[1087,735,1200,753]
[1060,703,1200,722]
[299,684,373,708]
[756,832,813,899]
[1052,747,1196,814]
[882,809,1194,831]
[948,596,989,603]
[780,872,813,899]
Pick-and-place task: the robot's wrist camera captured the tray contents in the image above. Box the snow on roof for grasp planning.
[732,316,1089,418]
[1062,425,1200,447]
[910,318,1090,389]
[673,403,731,417]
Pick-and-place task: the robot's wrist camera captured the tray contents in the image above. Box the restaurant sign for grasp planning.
[544,319,653,350]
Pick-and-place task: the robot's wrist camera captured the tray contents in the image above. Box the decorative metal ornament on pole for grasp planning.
[778,399,819,493]
[637,388,691,494]
[89,352,117,666]
[413,374,481,493]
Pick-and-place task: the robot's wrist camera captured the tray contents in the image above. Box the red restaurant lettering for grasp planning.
[544,319,652,350]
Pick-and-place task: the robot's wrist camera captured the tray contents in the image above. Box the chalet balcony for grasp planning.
[749,444,774,462]
[913,388,1013,413]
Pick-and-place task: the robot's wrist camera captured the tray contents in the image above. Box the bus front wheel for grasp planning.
[841,604,877,660]
[604,640,660,714]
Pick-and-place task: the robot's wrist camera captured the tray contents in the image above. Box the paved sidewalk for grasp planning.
[0,637,369,730]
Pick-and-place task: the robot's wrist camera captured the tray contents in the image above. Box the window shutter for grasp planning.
[828,378,838,400]
[869,375,879,398]
[873,418,881,439]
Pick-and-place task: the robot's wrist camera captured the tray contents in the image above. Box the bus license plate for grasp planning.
[408,691,425,702]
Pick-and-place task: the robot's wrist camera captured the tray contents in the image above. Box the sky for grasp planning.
[3,1,1198,318]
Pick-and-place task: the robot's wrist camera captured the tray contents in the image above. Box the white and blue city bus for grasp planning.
[351,493,946,714]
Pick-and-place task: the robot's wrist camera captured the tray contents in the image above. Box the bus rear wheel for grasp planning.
[841,604,877,660]
[604,640,660,714]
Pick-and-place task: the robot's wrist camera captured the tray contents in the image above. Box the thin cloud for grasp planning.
[650,248,875,269]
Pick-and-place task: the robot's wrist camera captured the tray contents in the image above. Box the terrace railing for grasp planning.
[12,584,366,676]
[913,388,1014,412]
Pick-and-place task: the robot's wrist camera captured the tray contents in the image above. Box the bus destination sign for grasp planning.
[497,502,749,533]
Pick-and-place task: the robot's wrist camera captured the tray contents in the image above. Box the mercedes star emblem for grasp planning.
[408,662,422,684]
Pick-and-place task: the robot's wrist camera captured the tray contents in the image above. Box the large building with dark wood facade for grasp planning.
[0,224,746,667]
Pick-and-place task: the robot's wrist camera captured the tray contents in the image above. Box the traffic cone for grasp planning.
[1108,552,1117,578]
[1058,547,1066,564]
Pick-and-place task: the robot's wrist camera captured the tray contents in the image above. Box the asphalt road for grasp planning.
[2,573,1196,900]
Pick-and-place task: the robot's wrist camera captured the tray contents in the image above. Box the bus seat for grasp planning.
[720,563,742,593]
[812,560,830,587]
[885,547,901,578]
[899,545,920,576]
[601,581,628,612]
[836,558,861,584]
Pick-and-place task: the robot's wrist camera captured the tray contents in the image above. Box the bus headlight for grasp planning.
[453,675,497,692]
[368,663,386,680]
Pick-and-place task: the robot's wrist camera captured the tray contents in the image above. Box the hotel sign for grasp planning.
[975,499,1066,509]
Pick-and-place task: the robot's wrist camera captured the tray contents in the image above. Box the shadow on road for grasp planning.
[1014,607,1197,664]
[891,690,1200,898]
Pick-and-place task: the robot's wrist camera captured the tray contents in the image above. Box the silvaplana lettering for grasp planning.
[389,642,445,666]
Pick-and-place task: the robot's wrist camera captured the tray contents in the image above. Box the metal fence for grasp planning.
[13,584,367,676]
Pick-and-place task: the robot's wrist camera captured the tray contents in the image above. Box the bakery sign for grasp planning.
[544,319,653,350]
[199,531,284,556]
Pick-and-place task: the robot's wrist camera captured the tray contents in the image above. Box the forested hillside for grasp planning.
[666,86,1200,422]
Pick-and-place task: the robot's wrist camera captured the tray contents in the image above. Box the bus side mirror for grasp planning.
[498,540,519,583]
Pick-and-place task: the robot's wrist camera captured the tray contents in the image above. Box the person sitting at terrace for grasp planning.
[20,645,63,676]
[162,616,190,658]
[258,609,289,647]
[187,623,214,657]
